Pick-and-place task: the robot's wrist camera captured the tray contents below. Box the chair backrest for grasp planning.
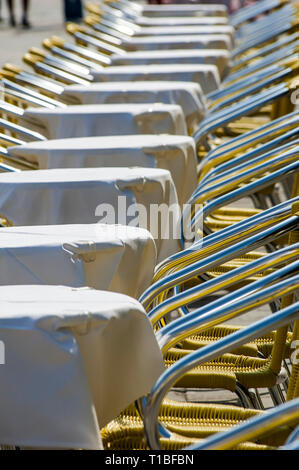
[142,298,299,449]
[42,38,105,72]
[66,23,126,56]
[29,47,93,79]
[154,250,299,346]
[226,36,299,83]
[0,146,36,170]
[0,117,46,142]
[198,112,299,179]
[23,53,93,87]
[154,197,297,279]
[193,83,296,148]
[208,56,299,111]
[1,65,65,97]
[189,159,298,240]
[230,0,282,26]
[1,77,64,108]
[140,198,299,311]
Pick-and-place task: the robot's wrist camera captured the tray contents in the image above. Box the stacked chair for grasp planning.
[0,0,298,451]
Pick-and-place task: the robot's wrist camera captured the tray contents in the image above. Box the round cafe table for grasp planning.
[91,64,220,94]
[118,34,232,52]
[127,25,234,39]
[21,102,187,140]
[117,2,228,17]
[9,134,198,207]
[109,49,230,79]
[123,15,229,26]
[0,167,181,262]
[0,285,165,449]
[62,81,206,132]
[0,223,156,298]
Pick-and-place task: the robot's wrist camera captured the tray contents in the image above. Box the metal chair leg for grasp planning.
[283,359,291,377]
[236,383,260,409]
[269,385,285,406]
[277,383,286,402]
[254,388,265,409]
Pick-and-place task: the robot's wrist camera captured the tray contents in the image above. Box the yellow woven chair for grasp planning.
[151,198,298,294]
[173,179,299,360]
[213,24,299,134]
[198,113,298,180]
[149,218,299,401]
[42,35,112,69]
[196,113,298,233]
[101,403,273,451]
[0,64,65,101]
[101,298,299,450]
[181,229,299,360]
[148,218,296,360]
[101,397,298,450]
[179,198,298,359]
[155,174,298,303]
[0,89,45,172]
[193,143,298,215]
[185,329,299,450]
[144,297,299,449]
[160,205,299,404]
[192,137,299,251]
[180,324,293,360]
[208,57,299,114]
[195,80,298,168]
[197,140,297,235]
[140,201,299,410]
[230,25,299,75]
[22,51,93,90]
[164,327,289,406]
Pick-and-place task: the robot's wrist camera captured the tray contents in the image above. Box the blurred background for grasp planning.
[0,0,84,65]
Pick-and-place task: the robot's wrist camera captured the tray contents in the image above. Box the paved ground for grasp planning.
[0,0,69,68]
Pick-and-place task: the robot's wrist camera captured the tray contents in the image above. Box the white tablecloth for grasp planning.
[9,134,197,206]
[121,34,232,51]
[128,16,229,25]
[130,24,234,39]
[0,167,181,262]
[61,81,205,132]
[110,49,230,78]
[0,224,156,298]
[0,285,165,448]
[120,2,228,16]
[22,103,187,140]
[92,64,220,94]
